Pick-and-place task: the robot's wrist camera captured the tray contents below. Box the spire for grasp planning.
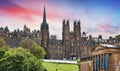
[43,5,46,23]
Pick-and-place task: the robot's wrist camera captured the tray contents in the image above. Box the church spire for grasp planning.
[41,5,49,31]
[43,5,46,23]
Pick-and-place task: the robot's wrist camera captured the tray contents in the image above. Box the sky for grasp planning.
[0,0,120,39]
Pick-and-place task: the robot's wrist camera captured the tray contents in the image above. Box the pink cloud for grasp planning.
[0,6,41,22]
[98,24,110,31]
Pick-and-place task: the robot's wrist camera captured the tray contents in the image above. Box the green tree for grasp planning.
[0,38,8,48]
[115,35,120,42]
[0,38,46,71]
[0,47,45,71]
[19,38,46,59]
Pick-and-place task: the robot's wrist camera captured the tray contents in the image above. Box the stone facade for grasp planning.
[62,20,81,59]
[78,43,120,71]
[0,6,117,61]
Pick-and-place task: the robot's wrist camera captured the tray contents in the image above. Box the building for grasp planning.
[40,6,82,59]
[78,43,120,71]
[0,6,117,61]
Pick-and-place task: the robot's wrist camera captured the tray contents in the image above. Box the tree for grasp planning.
[19,38,46,59]
[0,47,46,71]
[4,26,9,33]
[0,38,9,48]
[115,35,120,42]
[0,38,47,71]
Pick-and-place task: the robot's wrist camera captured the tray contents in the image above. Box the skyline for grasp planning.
[0,0,120,39]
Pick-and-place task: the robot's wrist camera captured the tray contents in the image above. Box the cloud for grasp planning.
[0,0,41,21]
[97,23,120,35]
[0,0,70,23]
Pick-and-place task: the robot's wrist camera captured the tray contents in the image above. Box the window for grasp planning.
[102,55,107,70]
[94,56,99,71]
[70,42,74,46]
[65,51,69,57]
[76,47,80,54]
[70,42,74,53]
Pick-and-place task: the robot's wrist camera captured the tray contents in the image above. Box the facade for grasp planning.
[78,43,120,71]
[0,6,117,61]
[40,6,82,59]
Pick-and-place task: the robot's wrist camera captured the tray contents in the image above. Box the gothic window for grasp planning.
[70,42,74,53]
[65,50,69,57]
[77,47,80,51]
[70,42,74,46]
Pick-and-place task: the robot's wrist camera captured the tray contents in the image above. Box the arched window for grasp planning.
[70,42,74,53]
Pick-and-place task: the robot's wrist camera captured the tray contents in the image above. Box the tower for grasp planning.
[62,20,70,59]
[74,20,81,58]
[40,6,49,59]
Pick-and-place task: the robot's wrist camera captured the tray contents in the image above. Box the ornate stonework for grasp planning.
[0,6,116,61]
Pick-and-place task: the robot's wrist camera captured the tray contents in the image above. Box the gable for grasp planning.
[93,45,106,51]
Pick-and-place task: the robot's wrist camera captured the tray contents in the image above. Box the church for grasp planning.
[40,6,81,59]
[40,6,120,71]
[0,6,119,66]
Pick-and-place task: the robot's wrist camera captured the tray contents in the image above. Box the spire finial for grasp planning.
[43,5,46,23]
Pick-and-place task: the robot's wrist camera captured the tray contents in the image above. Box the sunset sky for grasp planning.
[0,0,120,39]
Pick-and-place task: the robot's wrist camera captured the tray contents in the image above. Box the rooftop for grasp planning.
[100,44,117,48]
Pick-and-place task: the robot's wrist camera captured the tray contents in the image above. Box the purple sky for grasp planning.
[0,0,120,39]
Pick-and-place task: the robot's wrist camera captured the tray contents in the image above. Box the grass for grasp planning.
[42,62,78,71]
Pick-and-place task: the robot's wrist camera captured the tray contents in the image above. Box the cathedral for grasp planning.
[0,6,117,63]
[40,6,81,59]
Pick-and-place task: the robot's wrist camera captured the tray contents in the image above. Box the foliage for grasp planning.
[0,38,46,71]
[115,35,120,42]
[0,38,8,48]
[43,62,78,71]
[19,38,46,59]
[0,47,45,71]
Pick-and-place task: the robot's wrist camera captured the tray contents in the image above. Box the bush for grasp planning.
[19,38,46,59]
[0,47,45,71]
[0,38,46,71]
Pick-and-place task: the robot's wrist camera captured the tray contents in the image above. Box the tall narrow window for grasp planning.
[94,56,99,71]
[96,57,99,70]
[70,42,74,53]
[102,54,107,70]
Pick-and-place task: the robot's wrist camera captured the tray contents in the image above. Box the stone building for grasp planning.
[0,6,117,61]
[40,6,82,59]
[78,43,120,71]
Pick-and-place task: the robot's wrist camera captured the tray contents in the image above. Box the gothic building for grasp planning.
[40,6,82,59]
[40,6,49,58]
[62,20,81,59]
[39,6,116,60]
[0,6,117,61]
